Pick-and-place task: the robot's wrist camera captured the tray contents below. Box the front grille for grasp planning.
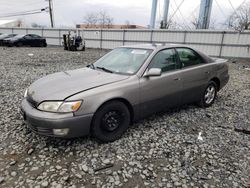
[26,94,38,107]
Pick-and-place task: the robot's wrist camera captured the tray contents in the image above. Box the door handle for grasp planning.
[174,78,180,81]
[205,71,210,74]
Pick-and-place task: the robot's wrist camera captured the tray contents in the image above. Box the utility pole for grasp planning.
[197,0,213,29]
[161,0,170,29]
[149,0,158,29]
[48,0,54,28]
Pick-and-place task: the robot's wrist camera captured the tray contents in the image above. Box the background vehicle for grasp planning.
[21,44,229,142]
[0,34,17,46]
[3,34,47,47]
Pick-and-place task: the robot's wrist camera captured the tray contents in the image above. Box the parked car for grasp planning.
[0,34,17,46]
[3,34,47,47]
[21,44,229,142]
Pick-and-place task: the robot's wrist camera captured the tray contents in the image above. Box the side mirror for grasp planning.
[144,68,162,77]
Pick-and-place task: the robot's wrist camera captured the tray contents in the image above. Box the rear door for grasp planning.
[139,48,182,117]
[176,48,211,104]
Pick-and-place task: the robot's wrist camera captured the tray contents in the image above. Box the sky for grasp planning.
[0,0,247,28]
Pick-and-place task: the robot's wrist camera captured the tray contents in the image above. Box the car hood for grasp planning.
[3,37,14,41]
[27,67,129,103]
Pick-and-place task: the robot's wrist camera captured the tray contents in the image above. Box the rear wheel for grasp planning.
[40,42,47,47]
[91,101,130,142]
[199,81,217,107]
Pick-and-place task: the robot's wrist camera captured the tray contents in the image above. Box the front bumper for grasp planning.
[21,99,93,138]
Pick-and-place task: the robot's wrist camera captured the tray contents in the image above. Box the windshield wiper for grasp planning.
[96,66,113,73]
[86,63,95,69]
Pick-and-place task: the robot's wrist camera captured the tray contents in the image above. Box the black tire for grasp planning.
[91,101,130,142]
[40,42,47,47]
[199,81,217,108]
[16,42,23,47]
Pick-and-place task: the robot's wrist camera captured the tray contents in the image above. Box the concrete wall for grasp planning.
[0,27,250,58]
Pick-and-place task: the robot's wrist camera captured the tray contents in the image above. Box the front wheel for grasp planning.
[199,81,217,108]
[16,42,23,47]
[91,101,130,142]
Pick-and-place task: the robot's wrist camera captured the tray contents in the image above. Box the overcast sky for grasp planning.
[0,0,247,28]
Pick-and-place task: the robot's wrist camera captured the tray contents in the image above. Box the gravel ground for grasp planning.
[0,47,249,188]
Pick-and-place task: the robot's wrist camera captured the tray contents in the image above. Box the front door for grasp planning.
[139,48,182,117]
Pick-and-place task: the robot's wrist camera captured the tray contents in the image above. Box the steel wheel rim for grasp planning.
[204,85,215,104]
[101,111,123,132]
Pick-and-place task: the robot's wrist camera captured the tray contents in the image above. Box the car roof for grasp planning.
[121,43,189,50]
[121,43,214,63]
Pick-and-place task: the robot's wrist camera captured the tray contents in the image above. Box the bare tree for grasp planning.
[83,12,98,27]
[98,11,113,28]
[191,17,199,29]
[83,11,114,28]
[227,2,250,31]
[125,20,130,25]
[31,22,46,28]
[165,19,180,29]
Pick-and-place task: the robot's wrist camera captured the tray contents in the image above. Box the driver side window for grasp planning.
[148,49,179,73]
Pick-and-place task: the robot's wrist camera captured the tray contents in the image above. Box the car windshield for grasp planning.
[0,34,8,39]
[13,34,25,39]
[93,48,152,75]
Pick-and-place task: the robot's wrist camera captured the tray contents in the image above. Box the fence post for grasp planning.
[100,29,103,50]
[150,30,153,43]
[219,31,225,57]
[59,29,61,46]
[183,30,187,44]
[122,29,125,46]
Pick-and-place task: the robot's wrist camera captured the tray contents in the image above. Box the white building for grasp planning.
[0,19,21,27]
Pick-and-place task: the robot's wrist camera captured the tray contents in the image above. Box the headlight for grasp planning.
[37,101,82,113]
[24,89,28,98]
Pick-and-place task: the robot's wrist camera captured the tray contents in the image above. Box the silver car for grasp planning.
[21,44,229,142]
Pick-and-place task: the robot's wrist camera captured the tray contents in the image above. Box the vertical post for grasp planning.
[183,30,187,44]
[219,31,225,57]
[150,30,154,43]
[11,28,14,34]
[149,0,158,29]
[100,29,103,50]
[161,0,170,29]
[59,29,61,46]
[48,0,54,28]
[122,29,125,46]
[197,0,213,29]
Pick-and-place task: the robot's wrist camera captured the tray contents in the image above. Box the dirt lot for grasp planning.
[0,47,249,188]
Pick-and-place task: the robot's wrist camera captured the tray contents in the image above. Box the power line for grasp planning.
[169,2,188,30]
[0,8,47,17]
[224,0,248,25]
[227,0,237,13]
[172,0,191,29]
[0,11,46,18]
[168,0,185,24]
[214,0,227,17]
